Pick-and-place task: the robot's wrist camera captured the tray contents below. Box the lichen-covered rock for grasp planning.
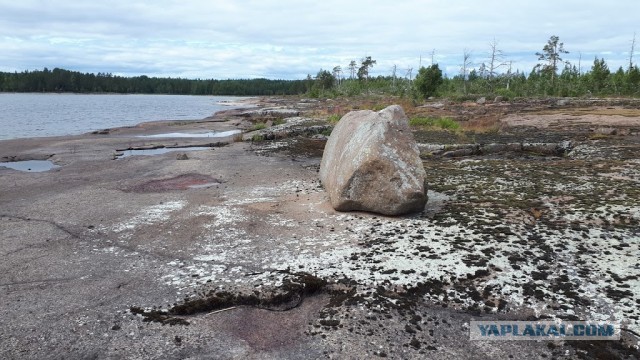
[319,105,427,215]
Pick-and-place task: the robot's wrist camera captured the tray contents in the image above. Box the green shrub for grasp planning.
[251,134,264,142]
[494,88,516,100]
[327,114,341,124]
[414,64,444,98]
[447,93,478,103]
[409,117,436,127]
[435,117,460,130]
[252,122,267,131]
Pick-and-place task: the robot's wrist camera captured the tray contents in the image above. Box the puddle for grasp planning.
[116,147,211,159]
[0,160,59,172]
[137,130,242,138]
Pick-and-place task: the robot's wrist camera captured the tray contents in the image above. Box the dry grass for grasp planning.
[462,116,502,133]
[232,133,244,143]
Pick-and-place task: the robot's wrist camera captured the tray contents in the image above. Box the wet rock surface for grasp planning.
[0,96,639,359]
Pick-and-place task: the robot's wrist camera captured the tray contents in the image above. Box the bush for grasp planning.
[252,122,267,131]
[414,64,444,99]
[327,114,341,124]
[494,88,516,100]
[435,117,460,130]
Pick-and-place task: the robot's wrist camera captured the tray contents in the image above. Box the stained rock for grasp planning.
[319,105,427,215]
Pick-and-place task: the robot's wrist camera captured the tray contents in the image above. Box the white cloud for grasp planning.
[0,0,638,79]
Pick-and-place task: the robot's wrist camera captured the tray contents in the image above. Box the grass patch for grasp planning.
[251,134,265,142]
[409,116,460,130]
[327,114,341,124]
[252,122,267,131]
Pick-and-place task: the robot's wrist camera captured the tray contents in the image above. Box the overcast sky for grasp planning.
[1,1,638,80]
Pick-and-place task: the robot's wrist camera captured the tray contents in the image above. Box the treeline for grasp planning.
[309,58,640,100]
[0,68,307,95]
[309,35,640,99]
[441,59,640,99]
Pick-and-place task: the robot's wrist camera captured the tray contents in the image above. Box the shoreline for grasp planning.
[0,94,261,143]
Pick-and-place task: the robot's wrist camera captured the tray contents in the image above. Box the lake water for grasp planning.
[0,93,248,140]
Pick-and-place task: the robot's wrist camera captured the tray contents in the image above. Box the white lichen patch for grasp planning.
[129,151,640,336]
[112,201,185,233]
[191,205,247,228]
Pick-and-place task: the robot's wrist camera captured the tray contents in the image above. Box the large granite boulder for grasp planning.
[319,105,427,215]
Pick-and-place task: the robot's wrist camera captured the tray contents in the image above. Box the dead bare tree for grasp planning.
[578,52,582,76]
[506,60,514,90]
[391,64,397,89]
[630,32,637,71]
[405,67,413,81]
[487,38,507,91]
[460,49,472,94]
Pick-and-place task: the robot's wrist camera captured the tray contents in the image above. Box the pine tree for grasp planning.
[536,35,569,84]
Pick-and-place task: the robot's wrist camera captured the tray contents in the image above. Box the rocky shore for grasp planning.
[1,96,639,359]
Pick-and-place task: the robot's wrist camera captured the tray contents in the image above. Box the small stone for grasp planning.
[176,153,189,160]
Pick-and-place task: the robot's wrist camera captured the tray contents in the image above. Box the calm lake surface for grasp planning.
[0,93,247,140]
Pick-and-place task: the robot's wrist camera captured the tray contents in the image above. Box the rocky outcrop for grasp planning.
[319,105,427,216]
[417,141,573,158]
[239,107,300,118]
[242,117,332,141]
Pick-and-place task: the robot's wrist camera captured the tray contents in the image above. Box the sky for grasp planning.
[1,1,638,80]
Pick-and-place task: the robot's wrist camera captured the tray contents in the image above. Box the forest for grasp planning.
[1,36,639,99]
[0,68,307,95]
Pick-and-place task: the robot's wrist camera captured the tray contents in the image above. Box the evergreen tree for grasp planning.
[414,64,443,98]
[589,57,610,94]
[536,35,569,84]
[357,57,376,81]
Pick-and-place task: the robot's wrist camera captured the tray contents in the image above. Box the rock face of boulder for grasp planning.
[319,105,427,215]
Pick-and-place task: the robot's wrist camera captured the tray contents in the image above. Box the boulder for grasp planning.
[319,105,427,215]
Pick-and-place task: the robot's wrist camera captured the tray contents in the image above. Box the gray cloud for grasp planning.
[0,0,637,79]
